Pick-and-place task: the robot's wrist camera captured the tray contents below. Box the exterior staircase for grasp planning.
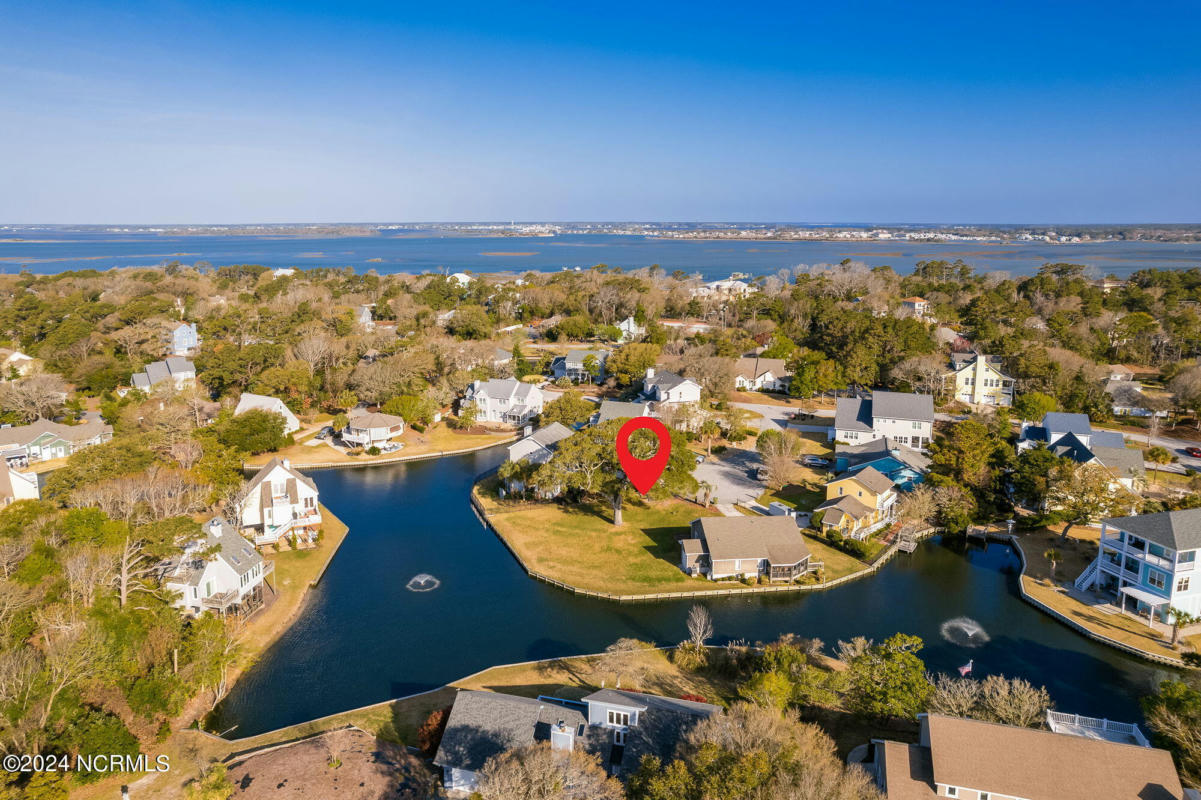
[1074,557,1100,591]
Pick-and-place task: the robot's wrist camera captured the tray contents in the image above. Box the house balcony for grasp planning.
[256,510,322,545]
[1102,538,1174,571]
[1098,559,1140,584]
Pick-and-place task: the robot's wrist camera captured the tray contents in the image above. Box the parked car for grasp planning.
[695,454,705,465]
[755,466,770,481]
[1184,446,1201,458]
[315,426,334,440]
[802,455,830,467]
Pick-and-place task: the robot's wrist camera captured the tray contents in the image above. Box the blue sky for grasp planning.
[1,1,1199,223]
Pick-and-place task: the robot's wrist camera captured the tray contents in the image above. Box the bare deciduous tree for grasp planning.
[170,438,205,471]
[686,604,713,648]
[476,742,624,800]
[0,373,69,422]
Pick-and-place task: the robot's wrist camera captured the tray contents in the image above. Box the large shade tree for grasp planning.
[532,419,697,524]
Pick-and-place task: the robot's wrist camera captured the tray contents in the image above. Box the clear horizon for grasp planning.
[3,1,1199,224]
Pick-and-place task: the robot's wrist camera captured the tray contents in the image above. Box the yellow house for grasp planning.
[944,352,1014,407]
[815,466,898,540]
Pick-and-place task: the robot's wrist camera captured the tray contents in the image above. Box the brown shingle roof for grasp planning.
[924,714,1184,800]
[693,516,809,566]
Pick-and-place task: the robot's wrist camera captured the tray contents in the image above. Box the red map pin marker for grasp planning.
[616,417,672,495]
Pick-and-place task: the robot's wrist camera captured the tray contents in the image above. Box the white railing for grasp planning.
[254,512,321,545]
[1074,558,1099,591]
[1046,711,1150,747]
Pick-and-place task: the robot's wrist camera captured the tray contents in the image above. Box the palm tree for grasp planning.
[1168,607,1198,648]
[1145,446,1174,488]
[697,481,715,507]
[1043,548,1061,580]
[700,420,721,456]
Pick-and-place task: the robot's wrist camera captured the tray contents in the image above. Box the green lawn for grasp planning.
[479,484,728,595]
[479,477,875,592]
[758,481,824,511]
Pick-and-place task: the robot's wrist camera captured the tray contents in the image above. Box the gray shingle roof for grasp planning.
[1092,446,1146,481]
[834,397,873,433]
[0,417,112,447]
[871,390,934,423]
[1104,509,1201,552]
[433,690,587,773]
[1042,412,1093,435]
[477,378,539,402]
[839,465,894,495]
[646,370,694,392]
[595,400,651,423]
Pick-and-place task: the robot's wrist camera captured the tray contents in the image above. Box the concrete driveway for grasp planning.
[694,447,765,505]
[733,402,832,435]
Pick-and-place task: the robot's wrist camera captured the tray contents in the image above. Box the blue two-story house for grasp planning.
[167,322,200,356]
[1077,508,1201,626]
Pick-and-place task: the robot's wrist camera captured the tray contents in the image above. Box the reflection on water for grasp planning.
[210,448,1172,737]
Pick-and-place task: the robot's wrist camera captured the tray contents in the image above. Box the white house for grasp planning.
[691,278,754,298]
[0,466,39,507]
[0,349,37,378]
[832,391,934,450]
[167,322,200,357]
[340,409,405,447]
[237,458,322,547]
[130,357,195,392]
[1077,508,1201,627]
[271,267,297,278]
[434,688,719,793]
[234,393,301,434]
[355,305,375,331]
[503,422,574,496]
[449,272,472,287]
[899,296,931,319]
[733,357,790,393]
[643,368,702,406]
[164,518,271,616]
[617,316,645,342]
[944,352,1014,406]
[466,379,545,425]
[1017,412,1144,492]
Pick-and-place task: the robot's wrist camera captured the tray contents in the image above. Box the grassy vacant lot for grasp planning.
[1017,524,1198,660]
[479,478,874,592]
[245,422,512,467]
[478,481,730,595]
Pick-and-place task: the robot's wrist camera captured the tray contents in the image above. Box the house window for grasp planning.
[1178,577,1191,593]
[1148,570,1167,591]
[945,788,957,798]
[1180,551,1196,567]
[607,710,629,727]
